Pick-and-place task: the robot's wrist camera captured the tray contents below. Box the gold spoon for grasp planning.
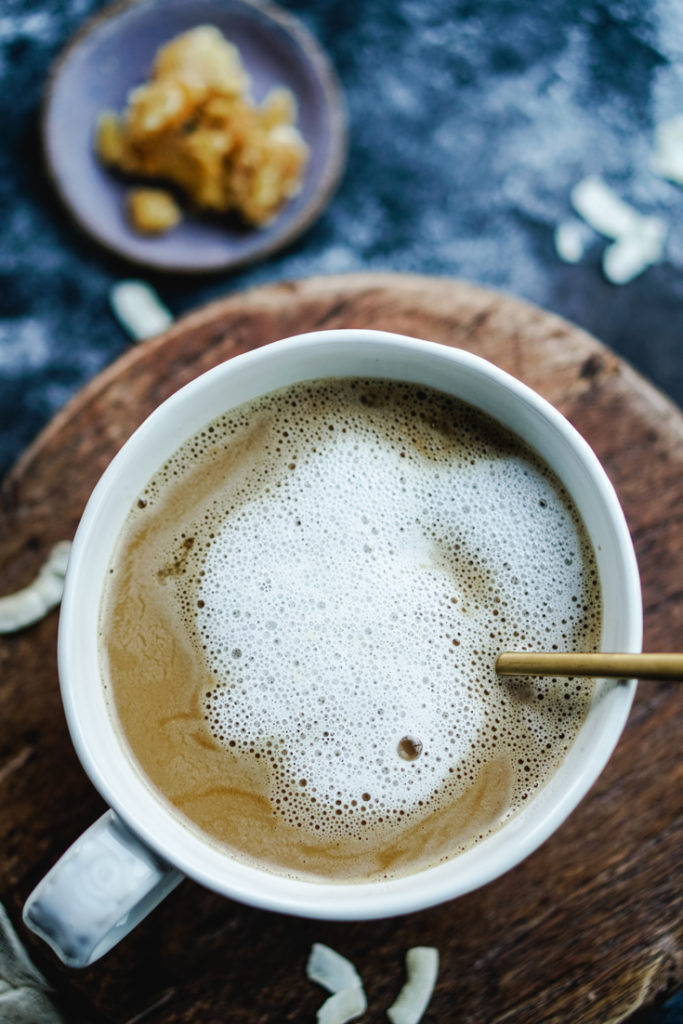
[496,652,683,681]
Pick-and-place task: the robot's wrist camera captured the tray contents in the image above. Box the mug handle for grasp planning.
[23,810,183,967]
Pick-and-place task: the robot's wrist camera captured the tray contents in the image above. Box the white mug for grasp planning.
[24,329,642,967]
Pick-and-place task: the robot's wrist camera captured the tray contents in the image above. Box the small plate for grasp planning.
[42,0,347,273]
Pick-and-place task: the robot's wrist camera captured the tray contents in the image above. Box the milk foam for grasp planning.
[153,379,602,843]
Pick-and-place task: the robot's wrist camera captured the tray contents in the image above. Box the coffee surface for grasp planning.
[100,377,601,881]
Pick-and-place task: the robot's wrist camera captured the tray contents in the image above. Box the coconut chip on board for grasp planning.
[387,946,439,1024]
[307,943,364,994]
[0,542,72,634]
[316,987,367,1024]
[306,944,367,1024]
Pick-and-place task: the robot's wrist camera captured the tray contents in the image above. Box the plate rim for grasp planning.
[41,0,348,274]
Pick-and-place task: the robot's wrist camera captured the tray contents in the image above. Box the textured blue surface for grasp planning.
[1,1,682,1019]
[3,1,683,479]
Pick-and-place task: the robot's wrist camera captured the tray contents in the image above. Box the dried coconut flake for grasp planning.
[570,175,641,239]
[109,280,173,342]
[0,542,72,633]
[316,987,367,1024]
[650,115,683,186]
[553,220,593,263]
[307,944,366,1024]
[602,217,667,284]
[568,175,668,284]
[306,943,363,994]
[387,946,439,1024]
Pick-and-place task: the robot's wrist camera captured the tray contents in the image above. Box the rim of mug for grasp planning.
[58,328,642,919]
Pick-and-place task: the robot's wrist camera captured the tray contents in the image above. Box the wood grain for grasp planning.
[1,274,681,1024]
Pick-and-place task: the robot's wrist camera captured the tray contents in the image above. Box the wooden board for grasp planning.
[1,274,681,1024]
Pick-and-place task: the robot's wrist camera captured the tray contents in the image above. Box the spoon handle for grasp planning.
[495,652,683,681]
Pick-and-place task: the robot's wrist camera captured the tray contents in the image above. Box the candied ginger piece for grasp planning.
[153,25,248,94]
[227,123,308,224]
[94,25,308,231]
[260,86,298,130]
[125,79,197,137]
[127,188,182,234]
[96,112,127,165]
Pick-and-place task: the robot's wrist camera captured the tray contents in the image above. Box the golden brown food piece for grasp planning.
[126,188,183,234]
[95,26,309,231]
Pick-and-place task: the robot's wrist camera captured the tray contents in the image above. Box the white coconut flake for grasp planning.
[570,175,642,239]
[307,944,363,994]
[0,542,71,633]
[316,987,367,1024]
[387,947,439,1024]
[566,176,668,283]
[650,115,683,186]
[307,944,366,1024]
[109,280,173,342]
[602,216,667,284]
[553,220,593,263]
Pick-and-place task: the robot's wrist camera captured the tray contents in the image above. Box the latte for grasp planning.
[100,377,601,881]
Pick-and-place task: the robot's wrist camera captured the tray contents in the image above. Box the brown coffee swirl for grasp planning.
[100,378,601,881]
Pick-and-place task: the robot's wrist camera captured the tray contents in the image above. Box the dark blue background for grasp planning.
[1,1,681,1019]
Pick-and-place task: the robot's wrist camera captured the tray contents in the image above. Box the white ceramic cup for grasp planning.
[23,329,642,967]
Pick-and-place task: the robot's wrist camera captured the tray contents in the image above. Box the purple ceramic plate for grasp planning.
[43,0,347,273]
